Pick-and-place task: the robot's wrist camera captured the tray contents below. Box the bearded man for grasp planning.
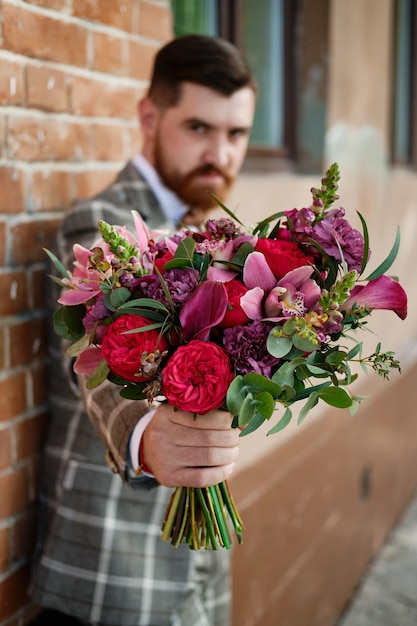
[30,34,256,626]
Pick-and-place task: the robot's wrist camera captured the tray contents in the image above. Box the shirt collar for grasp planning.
[131,153,188,227]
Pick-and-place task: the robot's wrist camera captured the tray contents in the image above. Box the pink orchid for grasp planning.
[264,266,321,318]
[58,244,103,305]
[341,275,408,320]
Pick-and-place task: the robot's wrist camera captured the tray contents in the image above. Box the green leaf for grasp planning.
[163,257,195,270]
[174,236,196,261]
[43,247,71,279]
[114,308,166,322]
[267,333,292,358]
[86,359,110,389]
[357,212,370,276]
[66,334,91,357]
[243,373,282,398]
[239,412,266,436]
[325,350,347,365]
[53,305,86,340]
[226,375,246,416]
[253,391,275,419]
[211,194,246,227]
[271,357,305,387]
[120,384,148,400]
[297,392,319,425]
[346,342,362,360]
[122,322,164,334]
[365,227,401,281]
[109,287,132,309]
[292,333,319,353]
[292,382,331,401]
[267,407,292,435]
[231,242,254,268]
[118,298,169,312]
[317,386,352,408]
[238,392,255,427]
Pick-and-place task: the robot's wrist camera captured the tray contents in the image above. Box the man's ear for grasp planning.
[138,97,160,139]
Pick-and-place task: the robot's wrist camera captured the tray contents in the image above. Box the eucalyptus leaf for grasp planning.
[243,373,282,398]
[346,342,362,360]
[297,392,319,425]
[325,350,347,365]
[292,333,319,353]
[86,359,110,389]
[109,287,132,309]
[253,391,275,419]
[271,358,305,387]
[267,407,292,435]
[238,392,255,427]
[267,334,292,358]
[53,305,86,340]
[66,334,90,357]
[239,412,266,436]
[174,237,196,261]
[226,375,246,416]
[317,386,352,408]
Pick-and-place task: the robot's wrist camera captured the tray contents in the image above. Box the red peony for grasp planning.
[101,314,169,382]
[219,279,250,329]
[162,340,234,414]
[255,238,314,279]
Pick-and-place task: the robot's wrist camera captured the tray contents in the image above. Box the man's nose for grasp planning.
[203,135,231,169]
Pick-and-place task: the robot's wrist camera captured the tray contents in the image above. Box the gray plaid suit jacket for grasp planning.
[30,162,231,626]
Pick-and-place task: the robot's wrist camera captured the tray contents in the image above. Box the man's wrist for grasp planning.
[128,409,155,477]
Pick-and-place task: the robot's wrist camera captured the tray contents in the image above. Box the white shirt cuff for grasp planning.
[129,409,156,477]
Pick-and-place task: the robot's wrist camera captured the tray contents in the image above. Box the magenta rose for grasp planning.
[255,238,314,279]
[219,279,250,329]
[162,340,234,414]
[101,314,169,382]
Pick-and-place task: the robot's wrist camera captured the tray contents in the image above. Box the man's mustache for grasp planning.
[186,164,233,185]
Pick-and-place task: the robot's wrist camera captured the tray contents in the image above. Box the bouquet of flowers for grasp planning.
[46,163,407,550]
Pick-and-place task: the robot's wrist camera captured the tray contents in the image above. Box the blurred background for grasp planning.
[0,1,416,625]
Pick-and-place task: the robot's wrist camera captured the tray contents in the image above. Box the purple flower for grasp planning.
[139,268,199,308]
[205,218,242,240]
[223,320,279,377]
[83,294,112,342]
[311,208,366,271]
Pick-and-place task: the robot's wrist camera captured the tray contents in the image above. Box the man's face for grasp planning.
[150,82,255,211]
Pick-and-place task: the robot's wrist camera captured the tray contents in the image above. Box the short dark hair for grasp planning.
[147,34,256,107]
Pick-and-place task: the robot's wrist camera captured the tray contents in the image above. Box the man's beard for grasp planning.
[154,140,234,212]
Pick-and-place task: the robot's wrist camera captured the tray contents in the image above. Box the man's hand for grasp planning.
[141,404,240,488]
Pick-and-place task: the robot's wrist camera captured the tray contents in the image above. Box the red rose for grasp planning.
[219,279,250,329]
[255,238,314,279]
[162,340,234,414]
[154,250,174,272]
[101,314,168,382]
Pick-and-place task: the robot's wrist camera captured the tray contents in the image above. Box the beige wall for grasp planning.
[231,1,417,624]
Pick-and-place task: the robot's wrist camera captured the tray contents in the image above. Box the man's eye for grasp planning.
[229,129,246,139]
[190,123,206,133]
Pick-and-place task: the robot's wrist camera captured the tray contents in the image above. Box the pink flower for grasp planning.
[101,314,169,382]
[162,340,234,414]
[341,275,408,320]
[58,244,103,305]
[264,266,321,318]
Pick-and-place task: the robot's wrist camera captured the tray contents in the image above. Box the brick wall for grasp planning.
[0,1,172,623]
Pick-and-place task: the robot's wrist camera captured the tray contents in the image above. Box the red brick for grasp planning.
[28,267,50,310]
[73,0,134,32]
[9,318,47,368]
[11,508,38,562]
[0,428,12,472]
[0,373,27,423]
[74,167,119,199]
[31,169,72,211]
[70,75,138,118]
[93,31,126,76]
[0,166,26,213]
[93,123,130,161]
[138,1,172,41]
[10,218,61,265]
[0,221,6,266]
[7,116,94,162]
[0,327,5,370]
[129,39,157,80]
[0,468,29,519]
[0,563,31,622]
[3,4,88,67]
[31,363,49,408]
[26,64,69,113]
[14,413,48,462]
[0,271,29,316]
[0,527,10,572]
[26,0,67,9]
[0,58,25,105]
